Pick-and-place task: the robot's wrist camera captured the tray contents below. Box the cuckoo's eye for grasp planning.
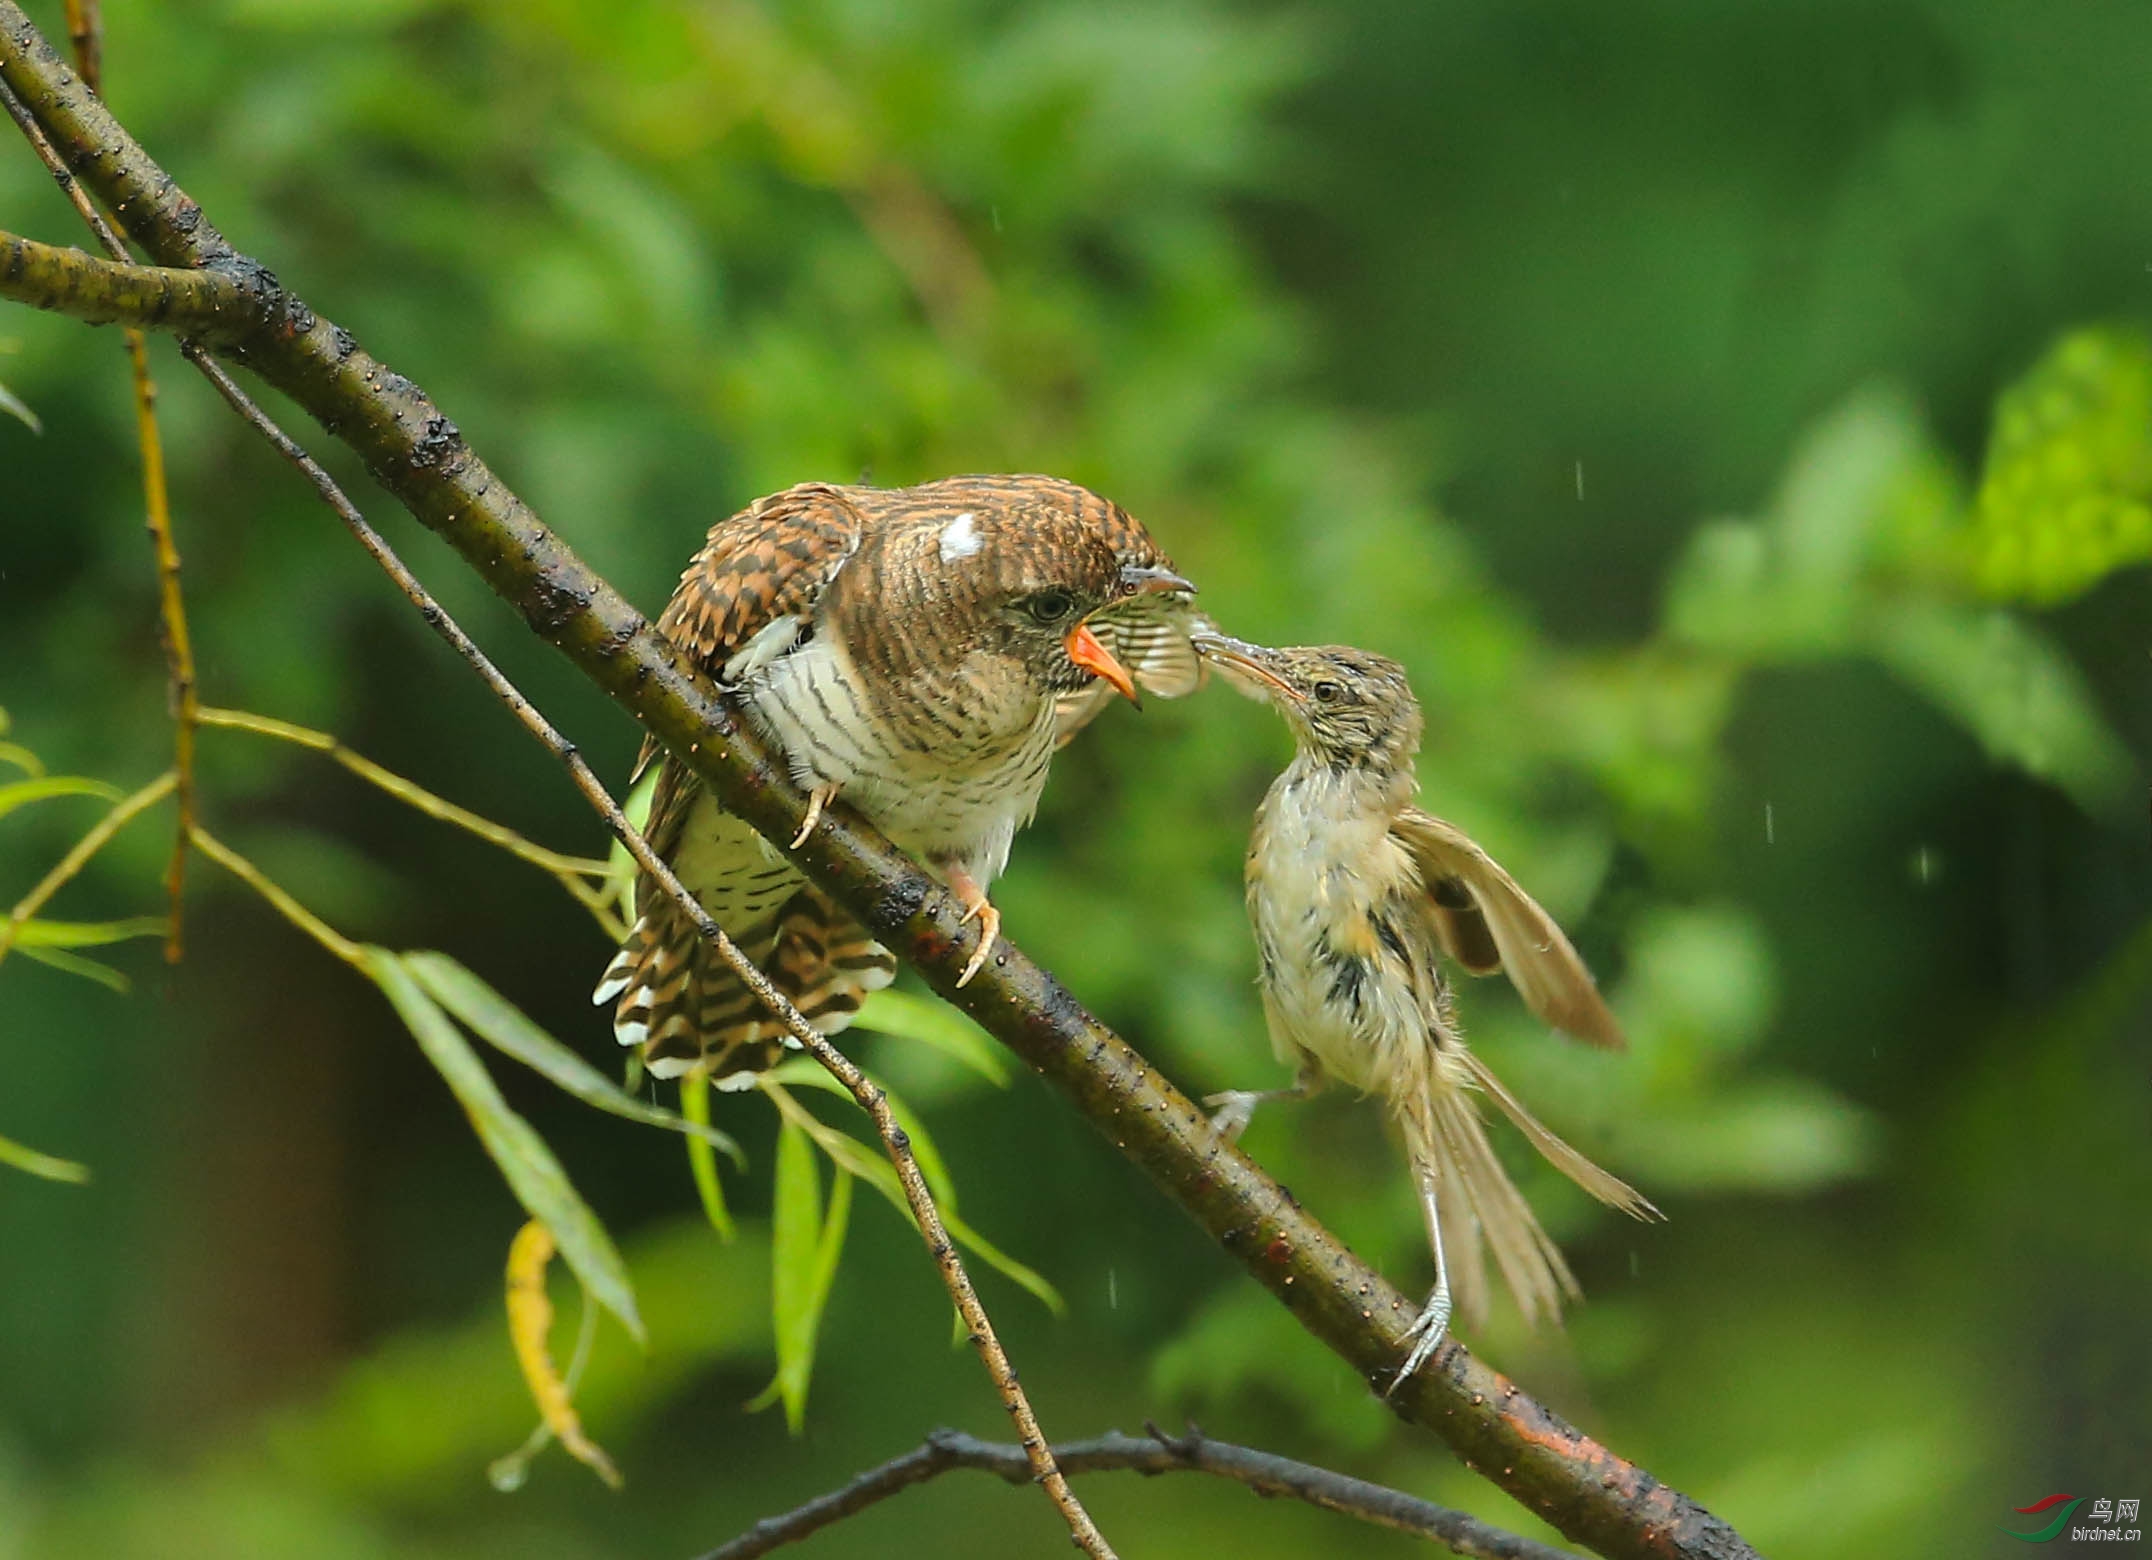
[1023,589,1077,625]
[1311,680,1343,704]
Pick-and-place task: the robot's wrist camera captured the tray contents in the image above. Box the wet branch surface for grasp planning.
[0,13,1756,1558]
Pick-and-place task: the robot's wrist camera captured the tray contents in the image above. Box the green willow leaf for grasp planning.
[0,775,124,821]
[854,988,1010,1086]
[16,944,131,991]
[9,916,169,949]
[0,1131,90,1184]
[678,1069,738,1243]
[363,948,643,1343]
[941,1207,1065,1317]
[761,1070,1064,1314]
[747,1118,853,1432]
[766,1063,960,1213]
[0,741,43,778]
[403,951,742,1164]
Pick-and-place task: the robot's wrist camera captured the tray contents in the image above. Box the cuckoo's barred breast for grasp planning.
[597,475,1199,1081]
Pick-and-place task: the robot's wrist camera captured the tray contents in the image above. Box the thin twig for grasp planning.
[2,42,198,962]
[194,706,621,935]
[0,769,176,965]
[58,0,96,95]
[126,328,194,959]
[68,0,196,965]
[173,344,1111,1558]
[185,822,366,969]
[700,1425,1576,1560]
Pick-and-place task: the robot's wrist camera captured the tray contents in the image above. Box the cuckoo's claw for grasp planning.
[791,783,839,849]
[956,897,1000,987]
[941,860,1000,987]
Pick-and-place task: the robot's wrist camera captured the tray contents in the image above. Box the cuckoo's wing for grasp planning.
[1392,806,1625,1050]
[628,482,865,785]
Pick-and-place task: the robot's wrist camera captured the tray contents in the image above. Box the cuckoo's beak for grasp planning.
[1191,632,1292,697]
[1065,622,1140,703]
[1119,564,1197,598]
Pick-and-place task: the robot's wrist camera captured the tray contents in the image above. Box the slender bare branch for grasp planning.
[701,1424,1580,1560]
[45,1,201,963]
[58,0,96,95]
[194,706,622,934]
[123,322,197,961]
[0,17,1754,1557]
[2,55,200,965]
[185,823,366,969]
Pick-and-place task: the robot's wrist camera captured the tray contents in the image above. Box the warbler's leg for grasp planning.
[790,783,840,849]
[940,859,1001,988]
[1390,1169,1453,1393]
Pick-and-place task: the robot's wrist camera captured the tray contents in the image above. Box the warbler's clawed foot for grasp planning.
[1204,1089,1266,1143]
[1388,1283,1453,1396]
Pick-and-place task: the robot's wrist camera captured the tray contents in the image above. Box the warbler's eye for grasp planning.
[1024,590,1076,625]
[1311,680,1343,704]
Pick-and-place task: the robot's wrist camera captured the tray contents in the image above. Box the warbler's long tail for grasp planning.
[1399,1048,1660,1331]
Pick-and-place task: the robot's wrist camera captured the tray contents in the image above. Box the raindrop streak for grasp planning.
[1107,1267,1118,1310]
[1765,802,1775,845]
[1574,461,1585,502]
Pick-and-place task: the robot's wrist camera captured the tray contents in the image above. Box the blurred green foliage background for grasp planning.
[4,1,2150,1555]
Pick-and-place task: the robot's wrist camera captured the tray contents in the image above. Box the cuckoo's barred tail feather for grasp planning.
[593,892,895,1084]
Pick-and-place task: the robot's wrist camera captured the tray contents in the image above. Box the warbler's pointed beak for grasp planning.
[1119,564,1197,599]
[1191,632,1292,697]
[1065,622,1140,703]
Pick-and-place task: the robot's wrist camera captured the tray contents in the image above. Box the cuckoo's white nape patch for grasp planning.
[938,511,984,563]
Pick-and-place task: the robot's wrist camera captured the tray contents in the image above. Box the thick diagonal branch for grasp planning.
[0,16,1754,1559]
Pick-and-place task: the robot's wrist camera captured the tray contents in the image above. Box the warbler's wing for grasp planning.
[1392,806,1625,1050]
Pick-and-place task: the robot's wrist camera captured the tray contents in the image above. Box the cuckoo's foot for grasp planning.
[790,783,840,849]
[943,862,1001,988]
